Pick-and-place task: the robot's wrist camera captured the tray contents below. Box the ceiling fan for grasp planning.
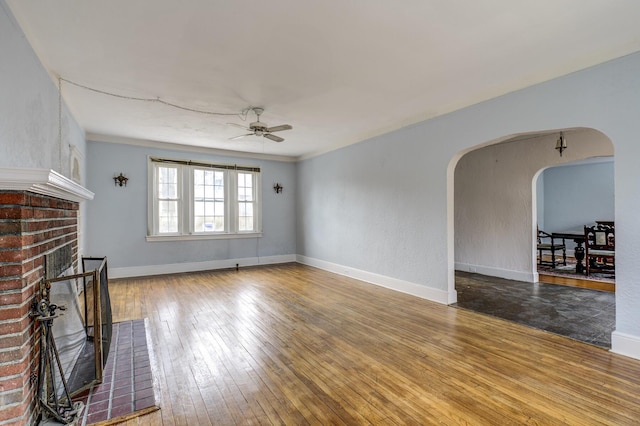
[228,107,292,143]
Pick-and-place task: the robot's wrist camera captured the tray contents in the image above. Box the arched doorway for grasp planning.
[535,157,615,291]
[450,128,615,347]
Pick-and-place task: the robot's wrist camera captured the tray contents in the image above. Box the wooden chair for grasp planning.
[584,225,615,276]
[537,229,566,268]
[596,220,614,229]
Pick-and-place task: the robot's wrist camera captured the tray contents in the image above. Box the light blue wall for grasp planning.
[297,51,640,355]
[84,141,296,270]
[297,125,447,292]
[542,160,614,233]
[0,2,86,178]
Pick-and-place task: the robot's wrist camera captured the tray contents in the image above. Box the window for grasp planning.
[237,172,256,232]
[148,158,261,240]
[193,168,225,233]
[157,165,180,233]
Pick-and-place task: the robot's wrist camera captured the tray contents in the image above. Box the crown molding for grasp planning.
[87,133,298,163]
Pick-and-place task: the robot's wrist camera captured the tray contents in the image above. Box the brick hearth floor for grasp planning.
[75,319,159,425]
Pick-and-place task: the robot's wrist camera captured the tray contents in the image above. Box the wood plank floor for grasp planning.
[537,255,615,292]
[109,263,640,425]
[538,272,615,292]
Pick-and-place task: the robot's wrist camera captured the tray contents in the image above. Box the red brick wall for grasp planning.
[0,191,78,426]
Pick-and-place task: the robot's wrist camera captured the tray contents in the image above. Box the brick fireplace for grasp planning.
[0,168,93,426]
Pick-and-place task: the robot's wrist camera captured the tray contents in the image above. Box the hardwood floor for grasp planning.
[537,255,615,292]
[109,263,640,425]
[538,272,615,292]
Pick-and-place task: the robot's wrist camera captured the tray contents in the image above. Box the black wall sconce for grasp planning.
[555,132,567,157]
[273,183,283,194]
[113,173,129,187]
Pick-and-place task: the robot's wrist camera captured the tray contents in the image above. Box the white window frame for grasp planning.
[147,157,262,241]
[152,163,182,235]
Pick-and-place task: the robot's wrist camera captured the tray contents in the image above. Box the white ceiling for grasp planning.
[7,1,640,159]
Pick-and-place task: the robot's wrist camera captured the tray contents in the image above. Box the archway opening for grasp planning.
[535,157,614,291]
[449,127,615,347]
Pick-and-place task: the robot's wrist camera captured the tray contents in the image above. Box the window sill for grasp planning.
[146,232,263,242]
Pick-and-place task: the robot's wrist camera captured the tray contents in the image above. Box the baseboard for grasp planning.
[297,255,450,304]
[109,254,297,279]
[455,262,536,283]
[111,254,451,304]
[611,331,640,361]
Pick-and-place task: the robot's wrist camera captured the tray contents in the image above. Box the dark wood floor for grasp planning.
[110,263,640,425]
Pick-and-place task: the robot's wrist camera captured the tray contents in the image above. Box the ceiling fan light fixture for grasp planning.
[228,107,292,143]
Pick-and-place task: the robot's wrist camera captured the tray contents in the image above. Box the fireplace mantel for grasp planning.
[0,167,94,202]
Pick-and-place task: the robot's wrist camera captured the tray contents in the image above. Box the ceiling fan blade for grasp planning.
[227,122,249,130]
[264,133,284,143]
[266,124,292,133]
[229,133,253,141]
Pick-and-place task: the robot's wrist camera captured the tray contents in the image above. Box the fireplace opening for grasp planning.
[38,250,112,423]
